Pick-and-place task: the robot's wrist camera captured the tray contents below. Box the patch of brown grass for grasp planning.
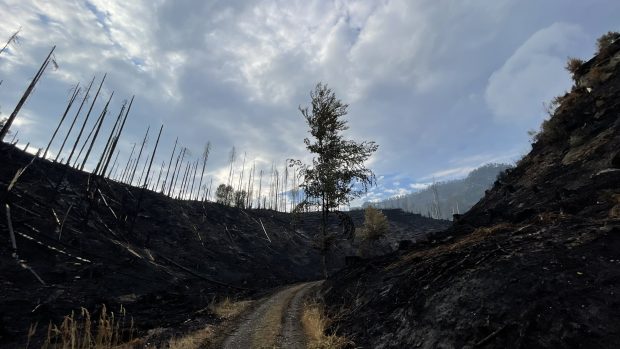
[387,223,515,270]
[302,300,351,349]
[208,297,252,320]
[168,326,215,349]
[34,304,138,349]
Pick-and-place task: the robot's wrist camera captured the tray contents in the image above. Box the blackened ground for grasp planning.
[0,143,447,348]
[322,40,620,348]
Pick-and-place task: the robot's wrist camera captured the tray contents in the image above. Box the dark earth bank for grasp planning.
[321,37,620,348]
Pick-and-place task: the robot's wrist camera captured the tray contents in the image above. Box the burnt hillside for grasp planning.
[0,143,448,348]
[322,37,620,348]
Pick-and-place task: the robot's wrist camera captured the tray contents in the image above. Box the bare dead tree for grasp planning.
[131,124,163,235]
[79,91,114,171]
[178,160,191,199]
[238,152,246,193]
[245,162,252,208]
[283,163,289,213]
[128,126,150,185]
[120,143,136,183]
[183,160,194,199]
[195,141,211,200]
[0,27,20,56]
[142,125,163,188]
[168,147,186,197]
[101,96,133,178]
[154,161,165,191]
[43,83,80,159]
[137,154,151,185]
[226,146,236,191]
[94,101,127,176]
[54,76,95,162]
[161,137,178,193]
[206,177,213,202]
[107,149,120,179]
[0,46,56,141]
[189,158,199,200]
[257,169,263,209]
[65,74,106,166]
[121,158,134,183]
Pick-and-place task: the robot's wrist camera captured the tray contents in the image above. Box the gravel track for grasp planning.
[222,281,322,349]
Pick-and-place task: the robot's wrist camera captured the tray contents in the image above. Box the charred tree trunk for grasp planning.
[0,46,55,141]
[102,96,133,178]
[66,74,106,167]
[54,76,95,162]
[128,126,150,185]
[43,83,80,159]
[161,137,178,193]
[79,92,114,171]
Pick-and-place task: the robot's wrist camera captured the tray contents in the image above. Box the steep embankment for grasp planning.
[322,37,620,348]
[0,143,448,347]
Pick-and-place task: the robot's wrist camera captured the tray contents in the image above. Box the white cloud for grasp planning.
[410,182,431,190]
[485,22,588,124]
[421,166,476,181]
[1,0,618,195]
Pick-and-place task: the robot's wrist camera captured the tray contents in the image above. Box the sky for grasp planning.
[0,0,618,205]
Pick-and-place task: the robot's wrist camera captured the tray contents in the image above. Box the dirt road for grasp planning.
[221,281,322,349]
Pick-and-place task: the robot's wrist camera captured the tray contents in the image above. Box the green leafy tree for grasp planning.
[215,184,234,206]
[293,82,378,277]
[234,190,247,209]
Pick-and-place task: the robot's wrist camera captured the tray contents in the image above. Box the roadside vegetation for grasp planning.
[301,299,351,349]
[29,305,137,349]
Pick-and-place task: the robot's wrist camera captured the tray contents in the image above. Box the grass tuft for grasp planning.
[301,300,351,349]
[208,297,252,319]
[35,304,138,349]
[168,326,215,349]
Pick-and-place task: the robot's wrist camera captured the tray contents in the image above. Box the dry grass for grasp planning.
[167,326,214,349]
[565,57,584,78]
[610,194,620,219]
[208,297,253,319]
[32,304,138,349]
[301,300,351,349]
[387,222,515,270]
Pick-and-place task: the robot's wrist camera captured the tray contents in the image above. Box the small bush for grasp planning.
[360,206,388,240]
[565,57,584,79]
[596,31,620,54]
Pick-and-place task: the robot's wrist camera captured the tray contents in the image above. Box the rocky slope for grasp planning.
[0,143,448,348]
[322,37,620,348]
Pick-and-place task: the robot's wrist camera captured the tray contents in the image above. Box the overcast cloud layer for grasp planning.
[0,0,618,204]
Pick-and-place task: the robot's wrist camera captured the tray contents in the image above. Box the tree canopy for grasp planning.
[293,82,378,276]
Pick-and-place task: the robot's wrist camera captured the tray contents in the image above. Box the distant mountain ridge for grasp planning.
[363,163,512,220]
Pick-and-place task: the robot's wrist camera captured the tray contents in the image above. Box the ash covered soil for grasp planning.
[322,41,620,348]
[321,40,620,348]
[0,142,447,348]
